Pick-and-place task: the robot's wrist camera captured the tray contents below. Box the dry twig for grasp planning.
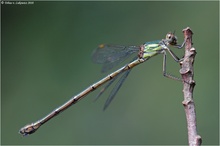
[180,27,202,146]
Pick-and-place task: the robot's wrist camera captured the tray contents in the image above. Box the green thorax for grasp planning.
[142,40,163,59]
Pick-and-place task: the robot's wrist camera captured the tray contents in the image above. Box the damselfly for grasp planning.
[19,32,186,136]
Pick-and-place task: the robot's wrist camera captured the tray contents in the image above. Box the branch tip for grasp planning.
[182,27,193,35]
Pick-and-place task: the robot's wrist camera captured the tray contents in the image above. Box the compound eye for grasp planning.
[166,34,171,39]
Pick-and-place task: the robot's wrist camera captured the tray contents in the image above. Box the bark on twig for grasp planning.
[179,27,202,146]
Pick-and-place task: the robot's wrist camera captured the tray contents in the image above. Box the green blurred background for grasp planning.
[1,1,219,145]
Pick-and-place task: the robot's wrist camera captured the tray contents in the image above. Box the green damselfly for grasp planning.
[19,32,186,136]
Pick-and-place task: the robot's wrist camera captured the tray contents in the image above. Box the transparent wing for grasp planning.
[103,69,132,110]
[92,44,139,72]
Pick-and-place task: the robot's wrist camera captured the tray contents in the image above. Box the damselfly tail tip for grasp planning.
[19,123,41,136]
[18,129,28,137]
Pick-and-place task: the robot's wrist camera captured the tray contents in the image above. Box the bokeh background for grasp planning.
[1,1,219,145]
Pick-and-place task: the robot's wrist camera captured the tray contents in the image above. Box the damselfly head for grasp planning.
[166,32,177,45]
